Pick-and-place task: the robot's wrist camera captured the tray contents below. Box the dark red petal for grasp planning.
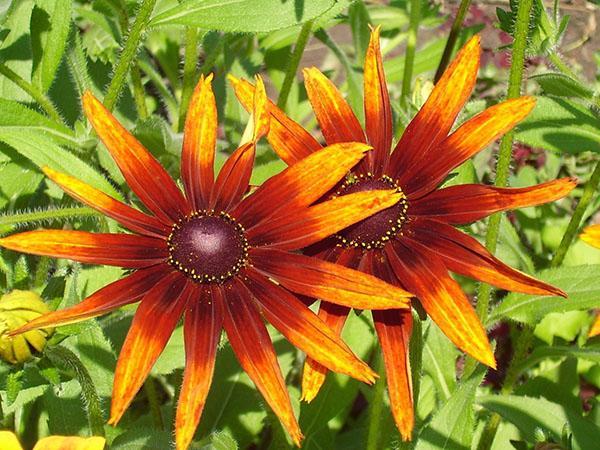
[0,230,167,268]
[211,142,255,211]
[82,92,189,223]
[109,272,189,425]
[410,178,576,224]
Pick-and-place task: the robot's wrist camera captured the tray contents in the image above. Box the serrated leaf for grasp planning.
[478,394,600,450]
[196,431,238,450]
[516,345,600,373]
[414,365,486,450]
[515,96,600,154]
[31,0,72,93]
[530,73,595,100]
[149,0,336,32]
[489,265,600,325]
[5,369,24,404]
[422,321,458,401]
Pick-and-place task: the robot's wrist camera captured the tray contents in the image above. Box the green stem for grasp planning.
[551,159,600,267]
[131,66,148,120]
[434,0,472,82]
[0,63,63,124]
[365,350,386,450]
[144,377,164,430]
[178,27,200,132]
[45,345,105,436]
[547,51,578,80]
[103,0,157,111]
[475,0,534,325]
[400,0,421,106]
[0,207,99,228]
[277,20,314,110]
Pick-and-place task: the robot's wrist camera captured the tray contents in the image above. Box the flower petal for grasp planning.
[109,272,189,425]
[219,281,303,446]
[244,268,376,384]
[0,230,167,268]
[412,218,565,297]
[83,91,189,223]
[387,239,495,367]
[303,67,365,146]
[181,74,217,210]
[404,97,536,198]
[10,264,171,335]
[211,142,255,211]
[33,435,106,450]
[228,75,320,165]
[388,36,480,180]
[410,178,576,224]
[248,189,404,251]
[581,224,600,249]
[232,142,371,229]
[589,315,600,337]
[364,26,392,176]
[250,247,411,310]
[175,286,223,450]
[43,166,169,238]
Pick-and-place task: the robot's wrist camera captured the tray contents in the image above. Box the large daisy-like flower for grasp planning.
[230,30,575,439]
[580,225,600,337]
[0,76,413,448]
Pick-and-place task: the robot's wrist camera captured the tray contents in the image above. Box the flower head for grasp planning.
[0,76,413,448]
[0,431,105,450]
[230,29,575,440]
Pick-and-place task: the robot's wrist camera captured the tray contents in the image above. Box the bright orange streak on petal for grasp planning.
[244,268,376,384]
[43,166,169,238]
[303,67,365,146]
[82,91,189,223]
[175,287,223,450]
[589,315,600,337]
[228,75,320,165]
[248,189,403,251]
[250,248,411,310]
[219,281,303,446]
[411,178,576,224]
[363,26,392,176]
[109,273,189,425]
[182,74,217,210]
[251,76,270,141]
[405,96,537,198]
[0,230,167,268]
[389,35,481,180]
[388,239,496,368]
[581,224,600,249]
[10,265,170,335]
[232,142,371,228]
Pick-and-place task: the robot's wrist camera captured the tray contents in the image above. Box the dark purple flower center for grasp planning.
[336,175,408,250]
[167,211,248,283]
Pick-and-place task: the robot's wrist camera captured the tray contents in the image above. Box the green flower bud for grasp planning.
[0,290,54,364]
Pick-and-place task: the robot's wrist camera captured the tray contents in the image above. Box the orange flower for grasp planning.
[0,431,105,450]
[0,76,413,449]
[580,225,600,337]
[230,29,574,440]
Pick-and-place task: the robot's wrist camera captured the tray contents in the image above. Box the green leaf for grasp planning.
[515,96,600,154]
[478,394,600,450]
[31,0,72,93]
[149,0,336,32]
[5,369,24,404]
[0,128,122,199]
[421,321,458,401]
[530,73,595,100]
[349,1,371,64]
[489,265,600,325]
[414,365,486,450]
[196,431,238,450]
[111,428,174,449]
[515,345,600,373]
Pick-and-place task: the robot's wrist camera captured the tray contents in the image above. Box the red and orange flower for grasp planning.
[0,76,414,448]
[580,225,600,337]
[231,29,575,439]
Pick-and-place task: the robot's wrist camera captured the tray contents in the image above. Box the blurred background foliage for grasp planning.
[1,0,600,449]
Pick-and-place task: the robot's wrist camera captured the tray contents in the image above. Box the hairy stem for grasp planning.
[103,0,157,111]
[0,63,63,124]
[434,0,472,82]
[178,27,200,132]
[277,20,314,110]
[400,0,421,106]
[0,207,99,228]
[365,350,386,450]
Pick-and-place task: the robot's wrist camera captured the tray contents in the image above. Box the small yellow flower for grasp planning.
[0,431,105,450]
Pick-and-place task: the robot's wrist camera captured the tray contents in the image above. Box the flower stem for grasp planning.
[0,63,63,124]
[103,0,157,111]
[551,159,600,267]
[365,350,386,450]
[45,345,105,436]
[400,0,421,107]
[475,0,534,324]
[178,27,200,132]
[434,0,472,82]
[0,207,99,228]
[277,20,314,110]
